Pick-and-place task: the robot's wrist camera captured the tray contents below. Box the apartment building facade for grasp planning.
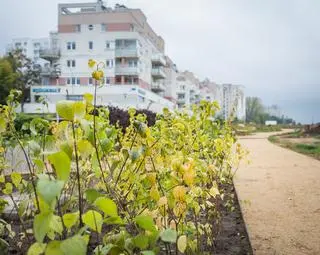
[15,1,177,113]
[6,37,50,66]
[6,1,245,118]
[221,84,245,120]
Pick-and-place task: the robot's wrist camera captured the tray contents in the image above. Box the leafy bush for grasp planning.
[0,63,245,254]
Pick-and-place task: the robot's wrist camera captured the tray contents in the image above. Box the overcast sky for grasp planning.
[1,0,319,123]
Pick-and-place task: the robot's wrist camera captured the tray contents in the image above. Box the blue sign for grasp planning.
[32,88,61,93]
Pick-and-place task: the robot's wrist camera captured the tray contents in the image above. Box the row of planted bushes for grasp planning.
[0,63,245,254]
[14,107,156,136]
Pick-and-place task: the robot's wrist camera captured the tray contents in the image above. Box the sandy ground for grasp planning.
[234,130,320,255]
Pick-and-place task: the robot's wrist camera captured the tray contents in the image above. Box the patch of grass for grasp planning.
[255,125,282,132]
[294,143,320,154]
[269,133,320,160]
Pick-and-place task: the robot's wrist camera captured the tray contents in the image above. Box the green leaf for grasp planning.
[104,216,124,225]
[160,229,177,243]
[45,241,63,255]
[63,212,79,229]
[60,142,73,160]
[11,172,22,187]
[94,197,118,217]
[73,101,86,120]
[2,183,13,195]
[48,151,71,181]
[177,235,187,253]
[60,235,87,255]
[0,175,5,183]
[101,138,113,153]
[82,210,103,233]
[83,93,93,104]
[134,215,156,232]
[27,242,46,255]
[37,177,64,206]
[78,140,93,159]
[0,117,6,133]
[18,200,28,217]
[141,251,155,255]
[85,189,102,204]
[93,244,117,255]
[34,212,53,243]
[56,100,75,121]
[133,234,149,250]
[50,215,63,235]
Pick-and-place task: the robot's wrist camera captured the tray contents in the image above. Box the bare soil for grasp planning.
[235,130,320,255]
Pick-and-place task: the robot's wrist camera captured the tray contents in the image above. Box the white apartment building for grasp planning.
[176,71,202,108]
[19,1,177,113]
[7,1,245,117]
[221,84,245,120]
[6,37,50,66]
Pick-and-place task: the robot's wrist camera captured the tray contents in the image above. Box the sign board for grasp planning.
[32,88,61,93]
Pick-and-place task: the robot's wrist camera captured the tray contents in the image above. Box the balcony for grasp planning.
[177,97,186,104]
[40,67,61,78]
[151,67,166,79]
[151,81,165,92]
[115,48,138,58]
[151,54,166,66]
[39,48,60,61]
[115,66,139,75]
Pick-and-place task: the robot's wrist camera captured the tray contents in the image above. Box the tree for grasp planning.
[245,97,265,123]
[0,58,18,104]
[5,49,41,111]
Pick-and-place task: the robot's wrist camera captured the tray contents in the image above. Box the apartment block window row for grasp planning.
[67,60,76,67]
[67,77,80,85]
[89,77,112,86]
[67,42,76,50]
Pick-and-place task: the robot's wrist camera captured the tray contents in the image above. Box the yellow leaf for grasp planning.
[177,235,187,253]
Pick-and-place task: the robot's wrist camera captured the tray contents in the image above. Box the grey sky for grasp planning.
[1,0,319,123]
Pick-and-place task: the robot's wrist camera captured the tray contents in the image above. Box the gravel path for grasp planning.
[234,130,320,255]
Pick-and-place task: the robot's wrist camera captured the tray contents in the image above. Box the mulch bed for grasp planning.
[1,182,252,255]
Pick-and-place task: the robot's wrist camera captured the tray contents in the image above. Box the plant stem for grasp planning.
[71,121,83,227]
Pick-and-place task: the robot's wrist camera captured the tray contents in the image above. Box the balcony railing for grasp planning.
[40,67,61,78]
[39,48,60,61]
[151,81,165,92]
[115,48,138,58]
[115,66,139,75]
[151,54,166,66]
[151,67,166,79]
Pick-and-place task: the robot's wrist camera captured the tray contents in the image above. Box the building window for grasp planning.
[106,78,110,85]
[67,60,76,67]
[67,42,76,50]
[72,77,76,85]
[88,24,93,31]
[106,59,113,68]
[106,41,111,49]
[89,41,93,50]
[128,60,138,67]
[75,24,81,32]
[101,23,107,32]
[77,78,80,85]
[89,77,93,85]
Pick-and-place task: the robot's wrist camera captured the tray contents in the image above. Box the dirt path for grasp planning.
[234,130,320,255]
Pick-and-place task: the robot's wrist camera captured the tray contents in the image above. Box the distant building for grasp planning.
[6,37,50,66]
[221,84,245,120]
